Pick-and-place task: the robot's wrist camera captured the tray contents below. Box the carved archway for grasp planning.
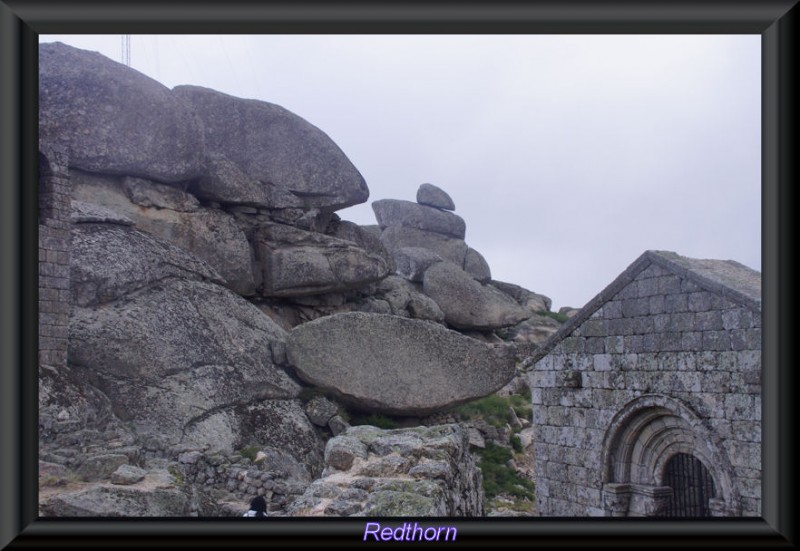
[600,394,739,517]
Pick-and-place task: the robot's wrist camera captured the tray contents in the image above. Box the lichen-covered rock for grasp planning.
[380,225,468,267]
[40,474,191,517]
[68,224,313,455]
[464,247,492,283]
[193,153,305,208]
[173,85,369,211]
[372,199,466,239]
[491,280,553,313]
[304,396,339,427]
[111,464,147,485]
[423,262,529,330]
[286,312,516,415]
[71,169,256,296]
[505,313,561,344]
[39,42,205,183]
[288,424,484,516]
[393,247,443,282]
[70,223,223,307]
[71,200,133,226]
[254,222,390,297]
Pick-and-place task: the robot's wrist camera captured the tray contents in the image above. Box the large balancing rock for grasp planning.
[173,85,369,211]
[39,42,205,183]
[286,312,516,415]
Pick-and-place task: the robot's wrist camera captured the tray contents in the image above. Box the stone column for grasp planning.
[630,485,673,517]
[38,144,71,372]
[602,483,631,517]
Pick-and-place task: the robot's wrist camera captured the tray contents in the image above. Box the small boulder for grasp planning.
[325,436,368,471]
[416,183,455,211]
[254,222,390,297]
[393,247,443,282]
[110,464,147,486]
[464,247,492,282]
[304,396,339,427]
[422,262,529,330]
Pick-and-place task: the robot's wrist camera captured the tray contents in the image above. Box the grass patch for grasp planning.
[536,310,570,323]
[453,394,531,428]
[167,464,186,485]
[476,443,535,500]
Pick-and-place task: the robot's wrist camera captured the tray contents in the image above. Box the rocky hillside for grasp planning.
[38,42,563,517]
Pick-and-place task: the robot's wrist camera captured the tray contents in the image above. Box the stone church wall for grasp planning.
[529,259,761,517]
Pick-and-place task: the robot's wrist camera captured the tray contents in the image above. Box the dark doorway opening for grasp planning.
[661,453,715,517]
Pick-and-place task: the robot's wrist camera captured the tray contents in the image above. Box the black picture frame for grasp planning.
[1,1,796,548]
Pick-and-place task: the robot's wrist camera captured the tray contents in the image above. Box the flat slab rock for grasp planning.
[286,312,516,415]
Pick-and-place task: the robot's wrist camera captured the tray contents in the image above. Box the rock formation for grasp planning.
[38,42,565,518]
[286,312,516,415]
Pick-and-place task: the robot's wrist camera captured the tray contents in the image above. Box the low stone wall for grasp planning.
[175,449,310,515]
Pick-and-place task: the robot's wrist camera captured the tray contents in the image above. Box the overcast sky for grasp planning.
[40,34,761,310]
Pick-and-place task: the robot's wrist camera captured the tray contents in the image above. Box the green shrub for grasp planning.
[511,434,523,453]
[536,310,570,323]
[476,443,535,500]
[453,394,531,429]
[239,445,260,462]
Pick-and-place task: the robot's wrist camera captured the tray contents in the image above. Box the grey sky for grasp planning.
[40,34,761,310]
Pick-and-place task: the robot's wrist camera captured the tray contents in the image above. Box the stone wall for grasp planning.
[38,144,71,371]
[529,256,761,517]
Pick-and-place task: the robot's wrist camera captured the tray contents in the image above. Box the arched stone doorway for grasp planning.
[600,394,739,517]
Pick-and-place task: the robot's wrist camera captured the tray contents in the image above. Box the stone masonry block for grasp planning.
[582,319,607,337]
[584,338,605,354]
[664,293,688,313]
[703,331,731,352]
[695,311,724,331]
[648,295,665,315]
[657,275,682,294]
[608,318,634,336]
[725,394,755,420]
[593,354,612,372]
[561,337,585,354]
[687,292,713,312]
[661,332,683,352]
[679,278,701,293]
[681,331,703,351]
[605,335,624,353]
[603,300,623,319]
[622,298,650,318]
[614,282,638,300]
[636,277,660,297]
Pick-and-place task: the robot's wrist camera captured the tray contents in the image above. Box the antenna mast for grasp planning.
[121,35,131,66]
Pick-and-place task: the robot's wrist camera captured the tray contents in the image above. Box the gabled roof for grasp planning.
[527,250,761,364]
